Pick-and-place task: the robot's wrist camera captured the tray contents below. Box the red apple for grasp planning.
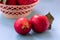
[14,18,31,35]
[30,15,49,33]
[0,2,3,4]
[18,0,38,5]
[6,0,16,5]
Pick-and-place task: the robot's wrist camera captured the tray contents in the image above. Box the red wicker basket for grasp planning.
[0,1,38,19]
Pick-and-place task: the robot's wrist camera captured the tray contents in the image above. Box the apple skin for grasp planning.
[0,0,3,4]
[18,0,38,5]
[30,15,50,33]
[14,18,31,35]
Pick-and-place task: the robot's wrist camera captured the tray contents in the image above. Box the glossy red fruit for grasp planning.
[16,0,19,5]
[14,18,31,35]
[6,0,16,5]
[18,0,38,5]
[0,2,3,4]
[30,15,49,33]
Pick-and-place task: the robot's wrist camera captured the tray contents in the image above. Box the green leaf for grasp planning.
[46,12,54,29]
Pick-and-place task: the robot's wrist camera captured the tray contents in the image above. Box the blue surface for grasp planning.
[0,0,60,40]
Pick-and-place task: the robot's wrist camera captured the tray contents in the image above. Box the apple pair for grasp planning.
[14,15,50,35]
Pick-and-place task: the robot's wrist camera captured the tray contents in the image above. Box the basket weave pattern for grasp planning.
[0,1,38,18]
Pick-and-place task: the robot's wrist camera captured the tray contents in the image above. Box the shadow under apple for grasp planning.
[16,30,52,40]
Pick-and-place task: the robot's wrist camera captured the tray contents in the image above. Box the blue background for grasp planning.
[0,0,60,40]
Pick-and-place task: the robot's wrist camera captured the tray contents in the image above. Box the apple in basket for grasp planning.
[0,2,3,4]
[0,0,16,5]
[18,0,38,5]
[6,0,16,5]
[1,0,38,5]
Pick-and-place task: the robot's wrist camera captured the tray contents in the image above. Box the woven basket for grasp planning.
[0,1,38,19]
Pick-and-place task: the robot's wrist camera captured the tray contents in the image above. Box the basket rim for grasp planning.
[0,0,39,6]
